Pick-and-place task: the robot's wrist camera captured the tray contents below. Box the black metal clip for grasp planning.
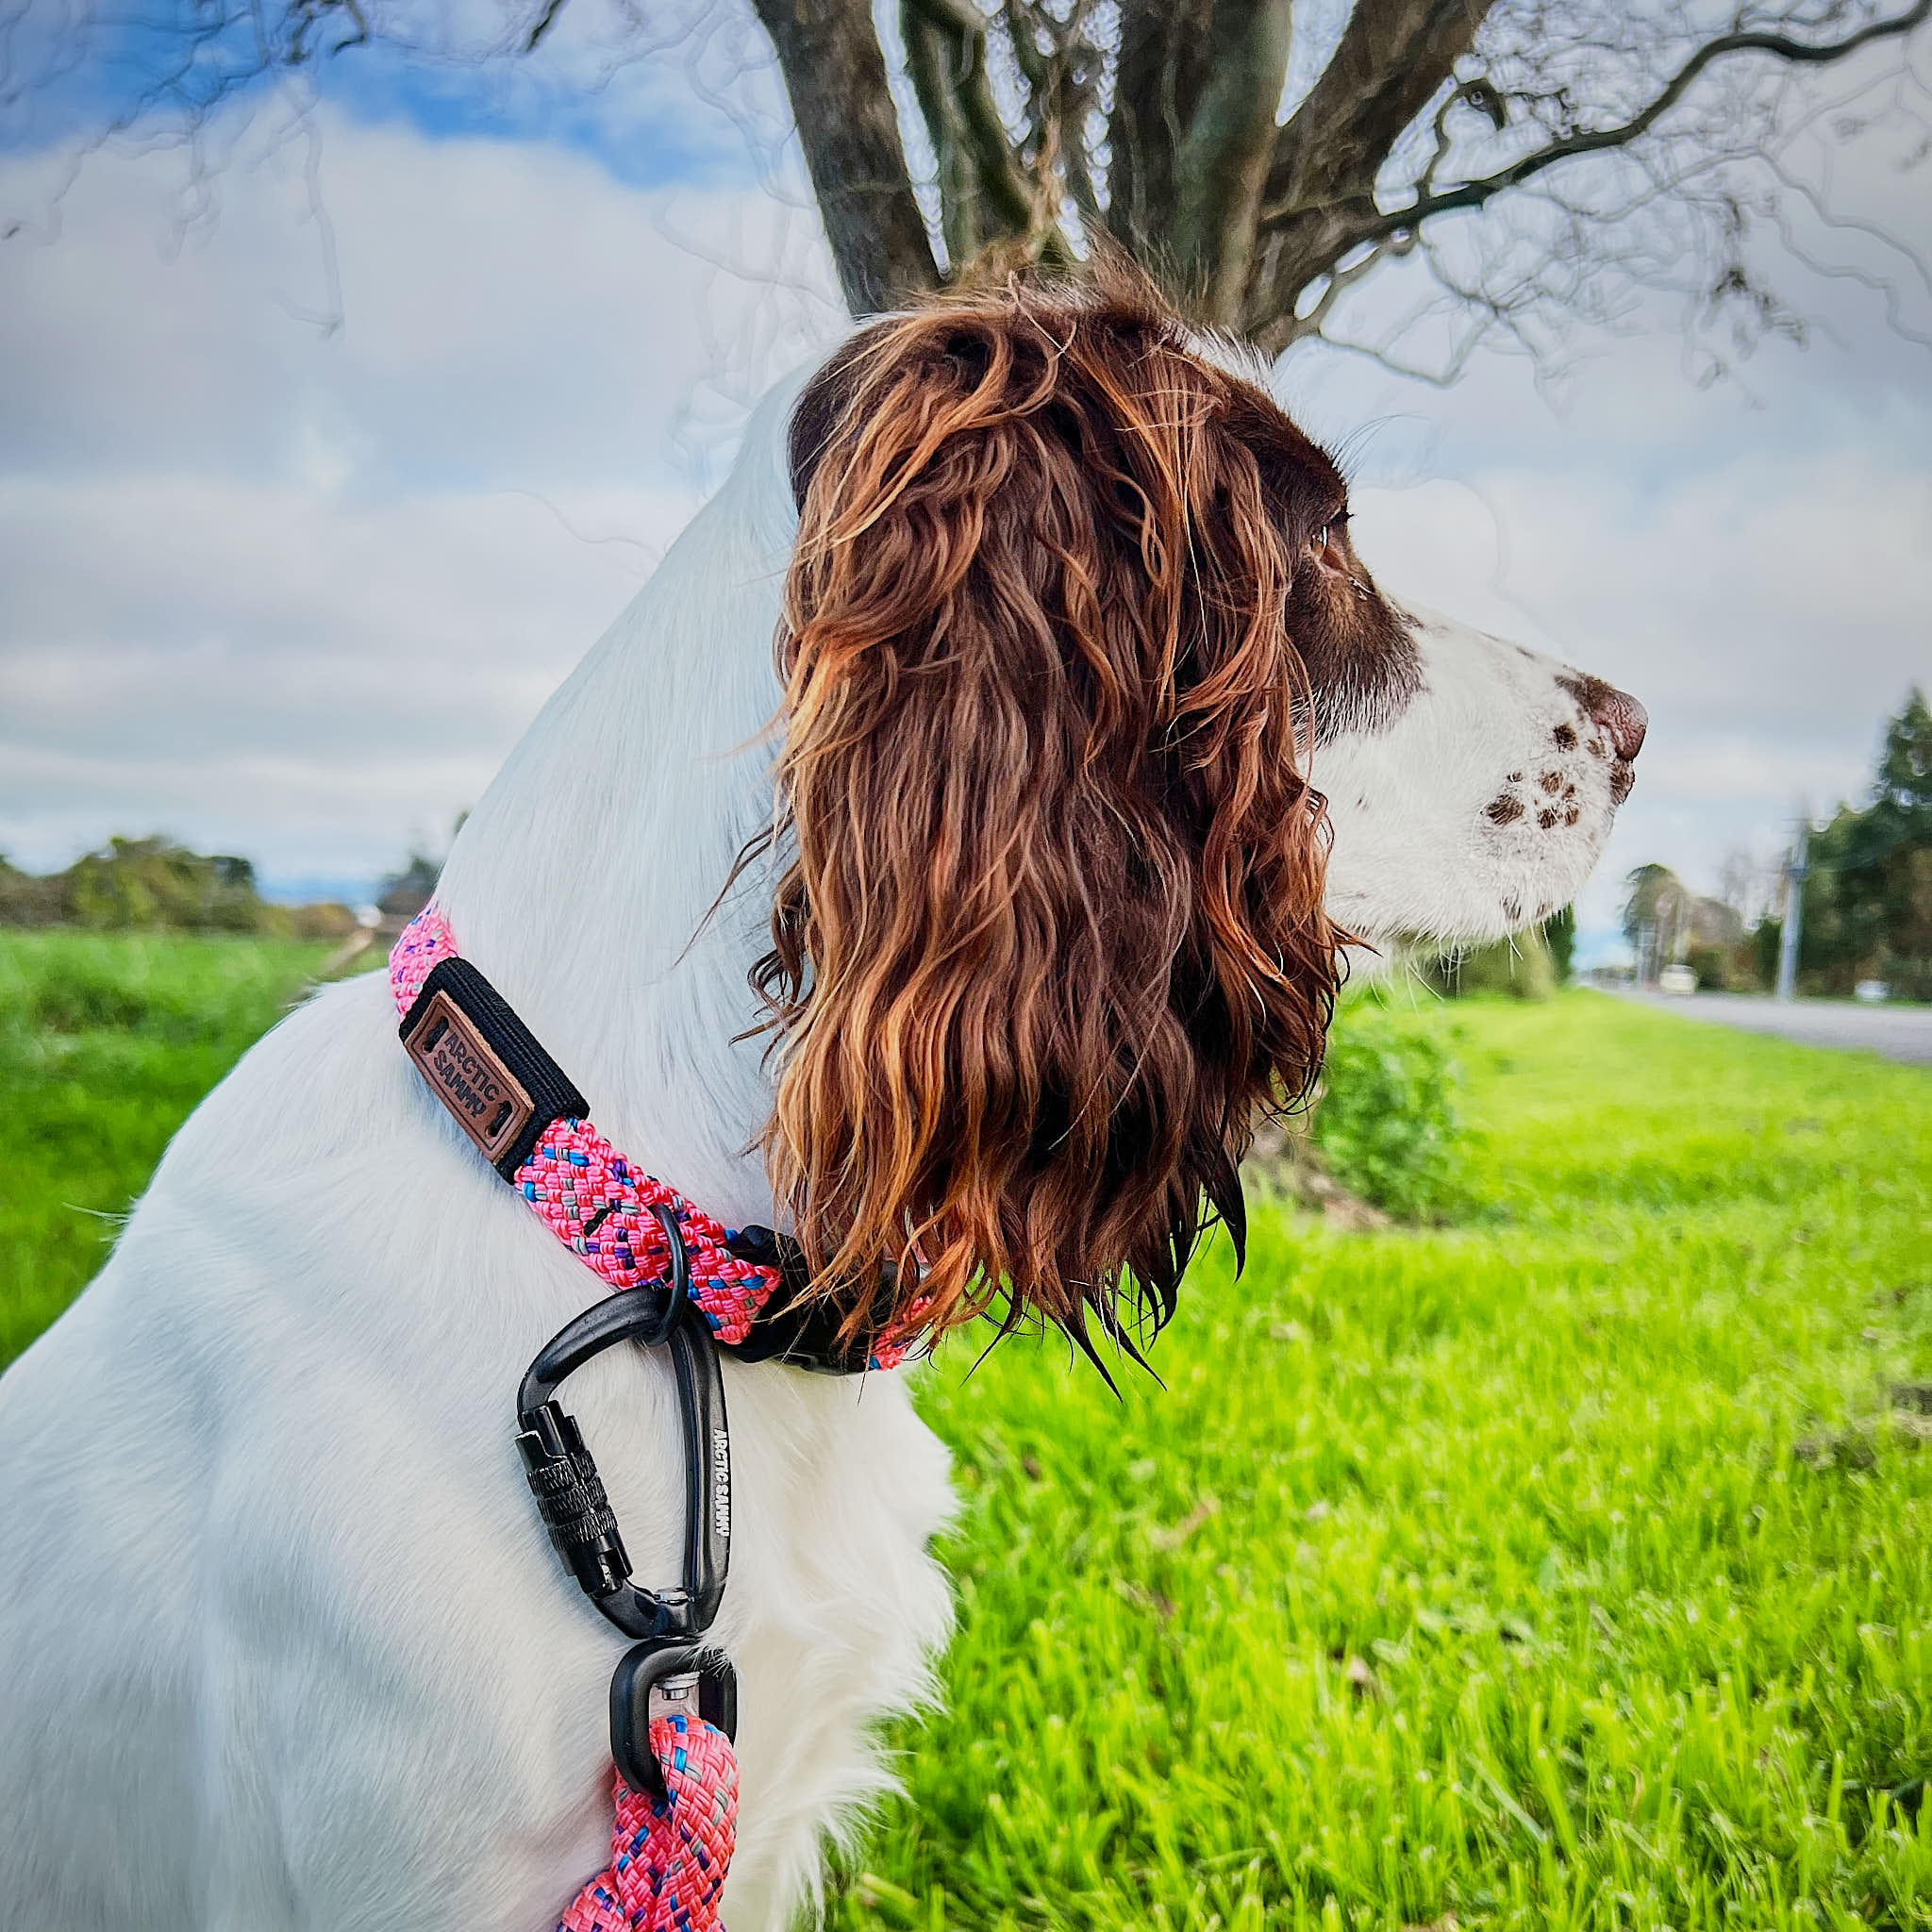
[608,1641,740,1799]
[515,1203,738,1783]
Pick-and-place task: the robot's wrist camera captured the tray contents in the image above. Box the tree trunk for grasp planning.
[1169,0,1294,326]
[1242,0,1494,347]
[750,0,941,316]
[1105,0,1219,295]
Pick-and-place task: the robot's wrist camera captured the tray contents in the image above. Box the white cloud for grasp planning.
[0,68,1926,944]
[0,108,841,884]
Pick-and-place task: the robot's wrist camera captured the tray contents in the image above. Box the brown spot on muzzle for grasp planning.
[1486,794,1524,825]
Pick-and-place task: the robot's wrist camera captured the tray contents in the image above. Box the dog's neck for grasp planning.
[429,377,807,1231]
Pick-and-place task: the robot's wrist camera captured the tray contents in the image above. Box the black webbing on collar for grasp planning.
[401,956,589,1179]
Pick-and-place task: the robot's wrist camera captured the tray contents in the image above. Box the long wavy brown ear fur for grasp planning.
[758,275,1343,1351]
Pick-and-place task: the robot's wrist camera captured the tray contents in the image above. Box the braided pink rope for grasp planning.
[392,910,780,1343]
[391,908,919,1367]
[556,1719,740,1932]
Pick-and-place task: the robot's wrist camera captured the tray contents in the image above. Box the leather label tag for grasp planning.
[404,987,535,1167]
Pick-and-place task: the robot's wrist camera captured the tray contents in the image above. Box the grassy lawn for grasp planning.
[0,930,337,1366]
[3,937,1929,1927]
[844,997,1932,1931]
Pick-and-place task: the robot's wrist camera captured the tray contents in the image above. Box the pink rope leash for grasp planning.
[557,1719,740,1932]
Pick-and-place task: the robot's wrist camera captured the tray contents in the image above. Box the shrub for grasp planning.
[1308,998,1466,1221]
[1685,941,1732,991]
[0,858,64,926]
[1408,924,1556,1000]
[1,839,361,941]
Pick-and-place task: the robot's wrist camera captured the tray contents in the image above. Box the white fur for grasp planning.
[1320,607,1629,945]
[0,370,955,1932]
[0,364,1632,1931]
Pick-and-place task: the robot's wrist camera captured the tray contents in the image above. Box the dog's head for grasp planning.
[755,274,1641,1352]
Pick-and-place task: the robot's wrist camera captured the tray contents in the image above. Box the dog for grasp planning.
[0,275,1643,1931]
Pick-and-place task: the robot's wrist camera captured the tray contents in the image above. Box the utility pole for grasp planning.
[1774,813,1808,1003]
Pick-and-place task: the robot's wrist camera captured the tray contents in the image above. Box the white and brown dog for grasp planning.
[0,277,1642,1931]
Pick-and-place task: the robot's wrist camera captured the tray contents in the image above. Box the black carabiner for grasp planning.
[514,1203,730,1643]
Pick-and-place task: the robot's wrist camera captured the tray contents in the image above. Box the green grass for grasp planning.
[3,941,1929,1927]
[836,997,1932,1931]
[0,929,335,1365]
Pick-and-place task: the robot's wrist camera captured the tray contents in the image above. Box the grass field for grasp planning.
[3,934,1929,1928]
[0,930,336,1365]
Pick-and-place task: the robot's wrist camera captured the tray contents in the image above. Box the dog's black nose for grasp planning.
[1569,676,1646,762]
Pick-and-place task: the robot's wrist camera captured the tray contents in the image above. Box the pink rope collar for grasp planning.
[390,906,936,1929]
[393,908,787,1349]
[391,907,916,1370]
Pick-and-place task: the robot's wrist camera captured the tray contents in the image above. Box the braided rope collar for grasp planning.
[388,907,915,1374]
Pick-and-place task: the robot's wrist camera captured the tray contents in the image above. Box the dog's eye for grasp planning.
[1310,513,1350,574]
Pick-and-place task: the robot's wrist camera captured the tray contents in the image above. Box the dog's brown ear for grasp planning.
[758,280,1342,1352]
[787,331,877,510]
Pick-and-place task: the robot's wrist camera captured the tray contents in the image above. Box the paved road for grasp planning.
[1606,988,1932,1067]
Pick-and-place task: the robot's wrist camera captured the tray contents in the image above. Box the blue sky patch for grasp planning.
[2,0,756,194]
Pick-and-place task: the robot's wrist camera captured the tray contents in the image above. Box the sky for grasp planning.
[2,4,1929,961]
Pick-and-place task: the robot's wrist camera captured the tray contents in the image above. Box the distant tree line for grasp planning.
[0,836,357,940]
[1625,690,1932,1000]
[1784,689,1932,1001]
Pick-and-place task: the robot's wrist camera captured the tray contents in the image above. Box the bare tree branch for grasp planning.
[1243,0,1495,350]
[901,0,1035,266]
[1002,0,1105,228]
[1291,228,1417,343]
[748,0,939,314]
[523,0,569,54]
[1357,0,1932,248]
